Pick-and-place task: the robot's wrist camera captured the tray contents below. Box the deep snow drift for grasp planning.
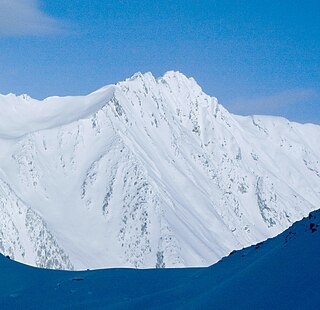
[0,71,319,269]
[1,209,319,309]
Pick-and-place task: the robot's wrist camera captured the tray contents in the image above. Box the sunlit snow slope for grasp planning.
[1,210,319,309]
[0,71,319,270]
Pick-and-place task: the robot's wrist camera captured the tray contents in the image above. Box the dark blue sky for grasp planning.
[0,0,319,123]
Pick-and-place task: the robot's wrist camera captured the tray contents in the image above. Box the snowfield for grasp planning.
[0,71,319,270]
[1,209,319,309]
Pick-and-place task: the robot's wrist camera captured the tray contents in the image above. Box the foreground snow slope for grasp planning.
[1,209,319,309]
[0,71,319,269]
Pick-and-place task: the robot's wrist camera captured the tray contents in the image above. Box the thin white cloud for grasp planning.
[0,0,66,36]
[229,88,318,115]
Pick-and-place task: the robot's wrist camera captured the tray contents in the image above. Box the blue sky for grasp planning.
[0,0,319,123]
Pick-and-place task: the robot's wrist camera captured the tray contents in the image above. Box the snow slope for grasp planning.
[1,209,319,309]
[0,71,319,269]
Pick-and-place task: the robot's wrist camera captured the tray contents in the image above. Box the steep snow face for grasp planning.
[0,71,319,270]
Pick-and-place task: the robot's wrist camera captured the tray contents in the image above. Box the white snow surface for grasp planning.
[0,71,319,270]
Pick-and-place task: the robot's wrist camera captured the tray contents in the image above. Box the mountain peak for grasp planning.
[161,70,190,81]
[128,70,190,82]
[123,71,202,93]
[127,71,154,81]
[0,72,319,271]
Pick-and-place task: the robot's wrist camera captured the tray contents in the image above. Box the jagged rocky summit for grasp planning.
[0,71,319,270]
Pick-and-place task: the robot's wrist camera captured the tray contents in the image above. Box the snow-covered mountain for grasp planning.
[1,209,319,309]
[0,71,319,270]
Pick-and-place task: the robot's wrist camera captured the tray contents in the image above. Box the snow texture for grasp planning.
[0,71,319,269]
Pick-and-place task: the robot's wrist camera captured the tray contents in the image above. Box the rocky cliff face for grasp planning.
[0,71,319,269]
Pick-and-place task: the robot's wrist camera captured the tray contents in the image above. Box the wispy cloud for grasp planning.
[0,0,67,36]
[228,88,319,116]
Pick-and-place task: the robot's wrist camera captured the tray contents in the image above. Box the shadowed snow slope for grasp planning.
[0,71,320,269]
[0,209,319,309]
